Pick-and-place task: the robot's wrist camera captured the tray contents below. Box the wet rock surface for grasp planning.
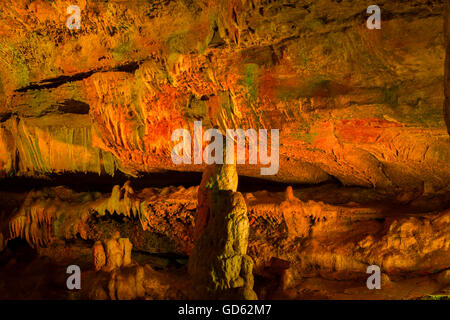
[0,179,448,299]
[188,163,257,299]
[0,0,447,194]
[0,0,448,300]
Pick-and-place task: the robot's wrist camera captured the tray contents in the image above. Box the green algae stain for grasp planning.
[290,114,319,144]
[166,31,190,55]
[0,43,30,88]
[112,39,133,62]
[381,85,399,108]
[235,63,263,130]
[277,75,331,101]
[244,64,260,101]
[53,211,66,239]
[291,130,319,144]
[420,294,449,300]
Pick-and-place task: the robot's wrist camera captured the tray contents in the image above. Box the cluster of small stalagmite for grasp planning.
[92,231,132,272]
[0,173,448,299]
[90,232,145,300]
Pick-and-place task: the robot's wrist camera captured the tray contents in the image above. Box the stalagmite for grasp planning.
[107,265,145,300]
[188,134,257,300]
[119,238,133,266]
[103,231,123,272]
[98,231,134,272]
[93,241,106,271]
[285,186,296,201]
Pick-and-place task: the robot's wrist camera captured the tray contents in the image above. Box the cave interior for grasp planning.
[0,0,449,300]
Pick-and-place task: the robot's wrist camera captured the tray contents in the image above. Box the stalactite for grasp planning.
[5,181,194,251]
[8,194,57,248]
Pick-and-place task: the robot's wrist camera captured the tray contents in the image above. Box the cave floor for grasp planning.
[0,180,448,300]
[0,235,448,299]
[0,243,447,300]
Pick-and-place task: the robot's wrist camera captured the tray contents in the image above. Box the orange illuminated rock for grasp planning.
[108,265,145,300]
[104,238,123,272]
[101,233,134,272]
[445,1,450,135]
[189,161,257,299]
[0,0,447,195]
[119,238,133,267]
[0,0,449,301]
[92,240,106,272]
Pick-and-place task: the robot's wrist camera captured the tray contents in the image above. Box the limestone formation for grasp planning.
[285,186,296,202]
[108,265,145,300]
[0,0,447,194]
[0,0,448,301]
[92,240,106,271]
[189,160,257,299]
[119,238,133,267]
[436,270,450,285]
[445,1,450,135]
[89,234,143,300]
[97,232,134,272]
[103,234,123,272]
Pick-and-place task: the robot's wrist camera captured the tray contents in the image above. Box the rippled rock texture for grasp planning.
[0,0,448,300]
[0,0,448,195]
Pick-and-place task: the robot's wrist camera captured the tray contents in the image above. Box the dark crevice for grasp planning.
[209,25,226,48]
[238,175,341,193]
[0,239,38,266]
[0,171,203,193]
[0,112,13,123]
[57,99,90,114]
[15,60,144,93]
[0,171,341,194]
[15,70,96,92]
[112,61,141,73]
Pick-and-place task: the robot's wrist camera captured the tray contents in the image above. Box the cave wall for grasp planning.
[2,182,448,284]
[0,0,448,196]
[445,0,450,135]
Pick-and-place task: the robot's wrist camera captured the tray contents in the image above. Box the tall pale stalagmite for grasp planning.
[188,137,257,299]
